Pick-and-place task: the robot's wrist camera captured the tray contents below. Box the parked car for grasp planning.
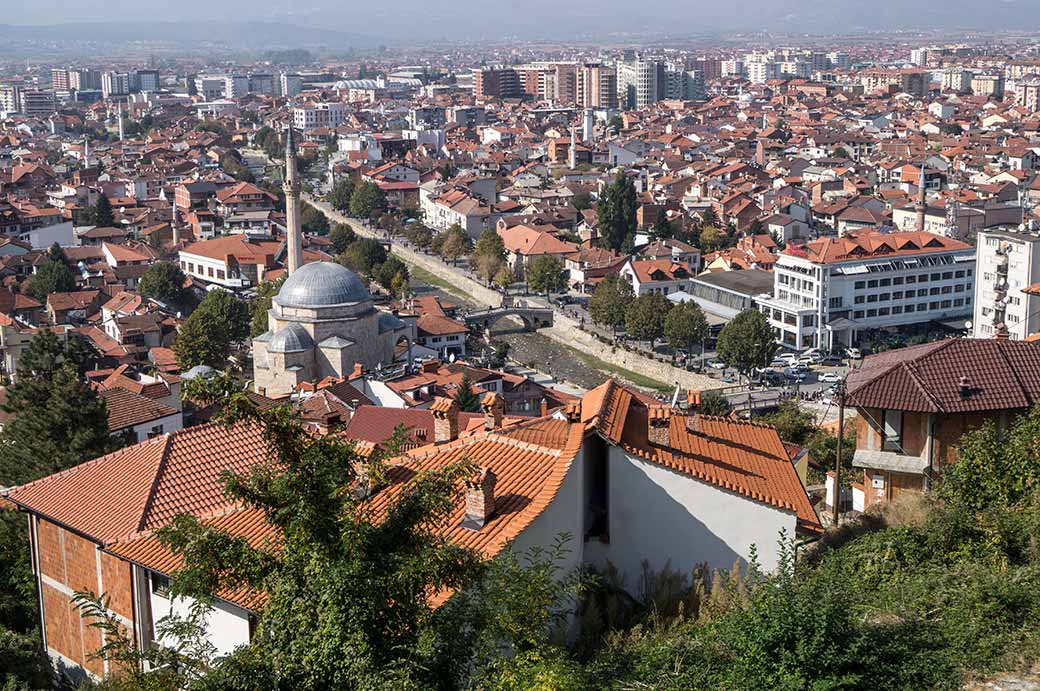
[777,353,798,364]
[845,348,863,360]
[707,359,727,370]
[819,372,842,383]
[784,367,808,381]
[820,355,844,366]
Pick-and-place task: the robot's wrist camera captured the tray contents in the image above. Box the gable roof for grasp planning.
[846,338,1040,413]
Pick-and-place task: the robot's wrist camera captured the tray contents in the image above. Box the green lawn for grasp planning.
[407,263,480,306]
[563,344,672,392]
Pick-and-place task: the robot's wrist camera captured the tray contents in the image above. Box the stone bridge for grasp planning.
[463,306,555,333]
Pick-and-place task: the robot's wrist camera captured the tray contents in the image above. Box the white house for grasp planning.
[620,258,696,296]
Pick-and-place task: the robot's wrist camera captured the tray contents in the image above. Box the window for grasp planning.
[880,278,891,287]
[217,269,226,280]
[955,270,965,278]
[883,409,903,452]
[893,276,904,285]
[151,572,171,598]
[905,304,915,313]
[930,273,940,281]
[854,280,865,289]
[878,307,890,316]
[941,286,952,294]
[867,294,878,303]
[867,308,878,317]
[880,293,890,301]
[893,305,903,314]
[942,271,952,280]
[855,295,865,304]
[867,279,878,288]
[929,301,940,310]
[941,300,952,308]
[905,289,916,298]
[207,267,214,278]
[954,284,964,292]
[929,287,940,296]
[892,291,903,300]
[147,424,164,439]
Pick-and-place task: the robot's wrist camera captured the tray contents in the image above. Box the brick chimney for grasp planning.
[351,362,364,379]
[431,397,459,443]
[462,467,497,529]
[481,392,504,431]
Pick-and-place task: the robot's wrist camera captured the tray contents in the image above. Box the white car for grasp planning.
[845,348,863,360]
[707,359,727,370]
[819,372,842,383]
[777,353,798,365]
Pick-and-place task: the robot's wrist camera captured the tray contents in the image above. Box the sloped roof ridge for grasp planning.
[4,432,168,497]
[135,433,176,534]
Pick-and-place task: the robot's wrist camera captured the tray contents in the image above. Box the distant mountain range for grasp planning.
[0,21,382,51]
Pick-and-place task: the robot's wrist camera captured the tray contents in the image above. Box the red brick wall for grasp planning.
[34,517,135,677]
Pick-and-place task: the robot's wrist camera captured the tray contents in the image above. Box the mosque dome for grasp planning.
[273,261,371,308]
[266,323,314,354]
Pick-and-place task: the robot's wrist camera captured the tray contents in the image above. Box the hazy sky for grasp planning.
[1,0,1037,38]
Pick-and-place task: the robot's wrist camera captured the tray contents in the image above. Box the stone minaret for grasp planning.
[171,195,180,246]
[568,125,576,169]
[915,159,927,232]
[117,102,124,142]
[283,126,303,275]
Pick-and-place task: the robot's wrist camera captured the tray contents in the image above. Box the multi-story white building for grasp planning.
[942,68,973,94]
[101,71,131,98]
[747,59,781,84]
[292,101,349,130]
[973,225,1040,340]
[617,57,659,108]
[721,59,744,78]
[280,73,304,97]
[194,74,227,101]
[757,231,975,351]
[827,52,851,70]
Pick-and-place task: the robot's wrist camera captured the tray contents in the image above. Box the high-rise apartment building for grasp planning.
[617,57,659,108]
[135,69,160,92]
[51,69,70,92]
[827,52,851,70]
[473,67,524,101]
[971,73,1005,99]
[101,71,131,98]
[69,69,101,91]
[576,63,617,108]
[280,73,304,97]
[19,89,56,116]
[942,68,973,94]
[973,226,1040,340]
[1017,78,1040,111]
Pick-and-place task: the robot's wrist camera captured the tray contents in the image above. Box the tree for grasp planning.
[349,180,387,218]
[701,207,718,228]
[624,293,672,349]
[136,382,573,690]
[716,309,778,380]
[700,225,724,253]
[338,238,387,279]
[664,300,709,356]
[376,256,409,291]
[596,173,637,251]
[493,263,515,291]
[406,224,434,252]
[328,177,355,212]
[471,229,506,286]
[250,276,285,338]
[698,389,733,417]
[454,373,481,412]
[173,290,250,370]
[589,276,634,337]
[301,204,330,235]
[939,405,1040,511]
[571,190,592,211]
[833,147,851,159]
[92,194,115,227]
[26,259,75,301]
[186,74,198,96]
[329,223,357,255]
[439,224,471,266]
[138,262,187,305]
[760,400,818,445]
[527,255,566,297]
[940,123,964,136]
[650,214,674,240]
[0,331,119,487]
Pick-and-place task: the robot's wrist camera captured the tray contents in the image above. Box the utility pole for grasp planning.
[832,378,846,527]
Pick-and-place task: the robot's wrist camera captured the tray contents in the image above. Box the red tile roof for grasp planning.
[846,338,1040,414]
[784,230,970,264]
